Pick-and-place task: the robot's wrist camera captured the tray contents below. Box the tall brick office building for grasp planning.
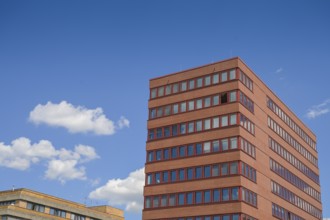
[143,57,322,220]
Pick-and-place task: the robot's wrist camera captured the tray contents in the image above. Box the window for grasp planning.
[165,85,171,95]
[173,104,179,114]
[232,187,239,200]
[230,137,238,149]
[213,140,219,152]
[164,105,171,116]
[180,123,186,134]
[171,171,177,182]
[156,150,161,160]
[187,168,194,180]
[188,100,194,111]
[204,166,211,178]
[230,162,238,174]
[195,192,202,204]
[147,151,153,162]
[187,122,194,133]
[205,76,211,86]
[213,117,219,128]
[195,167,202,179]
[71,214,85,220]
[213,74,219,84]
[222,188,229,201]
[163,172,168,183]
[221,115,228,126]
[145,197,151,208]
[179,146,185,157]
[222,139,228,151]
[156,128,162,138]
[155,173,160,183]
[188,144,194,156]
[179,169,185,180]
[196,120,202,131]
[178,193,185,205]
[212,165,219,176]
[196,143,202,155]
[197,78,203,88]
[173,83,179,93]
[150,109,156,119]
[204,119,211,130]
[229,91,237,102]
[171,147,177,158]
[221,72,228,82]
[221,163,228,175]
[172,125,178,136]
[229,69,236,80]
[213,189,220,202]
[151,88,157,98]
[181,102,186,112]
[203,142,211,153]
[26,202,45,213]
[169,194,176,206]
[187,192,193,204]
[50,208,66,218]
[213,95,219,105]
[189,79,195,90]
[230,114,237,125]
[181,82,187,91]
[204,190,211,203]
[149,196,157,209]
[204,97,211,107]
[164,149,169,160]
[221,93,228,103]
[157,107,163,117]
[158,86,164,96]
[196,99,202,109]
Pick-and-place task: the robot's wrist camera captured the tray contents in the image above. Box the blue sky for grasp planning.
[0,1,329,219]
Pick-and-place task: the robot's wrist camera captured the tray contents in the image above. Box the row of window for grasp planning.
[271,181,322,219]
[145,187,257,209]
[0,200,15,206]
[268,117,317,167]
[269,138,319,184]
[270,158,321,201]
[150,68,254,100]
[148,113,238,140]
[240,114,255,135]
[156,213,257,220]
[267,97,316,150]
[272,203,305,220]
[149,90,254,120]
[25,202,98,220]
[146,161,256,185]
[147,136,256,164]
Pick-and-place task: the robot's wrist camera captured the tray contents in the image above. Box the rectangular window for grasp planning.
[164,126,170,137]
[171,147,177,158]
[230,114,237,125]
[213,73,219,84]
[188,100,194,111]
[151,88,157,99]
[229,91,237,102]
[196,143,202,155]
[187,168,194,180]
[161,195,167,207]
[221,163,228,175]
[187,144,194,156]
[180,102,186,112]
[213,189,220,202]
[229,69,236,80]
[230,162,238,174]
[149,196,158,209]
[230,137,238,149]
[179,146,185,157]
[156,150,161,160]
[213,117,219,128]
[204,119,211,130]
[221,93,228,103]
[145,197,151,208]
[221,115,228,127]
[164,149,169,159]
[197,77,203,88]
[189,79,195,90]
[213,95,219,105]
[155,173,160,183]
[147,151,153,162]
[195,167,202,179]
[164,105,171,116]
[213,140,219,152]
[172,125,178,136]
[156,128,162,138]
[150,109,156,119]
[171,171,177,182]
[204,190,211,203]
[187,192,193,204]
[158,86,164,96]
[205,76,211,86]
[157,107,163,117]
[212,165,219,176]
[195,192,202,204]
[181,81,187,91]
[222,188,229,201]
[147,174,152,185]
[204,166,211,177]
[178,193,185,205]
[204,97,211,107]
[165,85,171,95]
[196,120,202,131]
[222,139,228,151]
[180,123,186,134]
[221,72,228,82]
[196,99,202,109]
[163,172,168,183]
[188,122,194,133]
[169,194,176,206]
[203,142,211,153]
[172,83,179,93]
[179,169,185,180]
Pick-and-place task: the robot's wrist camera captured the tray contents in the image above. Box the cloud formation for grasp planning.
[89,167,144,213]
[29,101,129,135]
[0,137,99,183]
[306,99,330,119]
[275,67,283,73]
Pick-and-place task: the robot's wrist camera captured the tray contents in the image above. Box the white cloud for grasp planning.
[0,137,99,183]
[275,67,283,73]
[89,167,145,213]
[29,101,129,135]
[306,99,330,119]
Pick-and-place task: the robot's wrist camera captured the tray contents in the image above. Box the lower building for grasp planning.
[0,188,124,220]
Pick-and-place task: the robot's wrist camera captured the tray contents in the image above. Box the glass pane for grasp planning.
[171,171,176,182]
[221,72,228,82]
[196,99,202,109]
[221,115,228,127]
[179,146,185,157]
[222,188,229,201]
[179,169,185,180]
[230,162,238,174]
[213,189,220,202]
[187,192,193,204]
[187,168,194,180]
[188,100,194,111]
[181,102,186,112]
[178,193,184,205]
[222,139,228,150]
[213,74,219,84]
[195,167,202,179]
[165,85,171,95]
[205,76,211,86]
[151,88,157,98]
[230,91,237,102]
[171,147,177,158]
[188,122,194,133]
[212,165,219,176]
[213,117,219,128]
[153,196,159,207]
[229,69,236,80]
[158,86,164,96]
[204,97,211,107]
[197,78,203,88]
[181,81,187,91]
[204,190,211,203]
[221,163,228,175]
[173,83,179,93]
[189,79,195,90]
[156,150,161,160]
[195,192,202,203]
[187,144,194,156]
[204,119,211,130]
[203,142,211,153]
[221,93,228,103]
[213,140,219,152]
[232,187,239,200]
[230,114,237,125]
[204,166,211,177]
[164,149,169,159]
[180,123,186,134]
[169,194,176,206]
[196,143,202,155]
[213,95,219,105]
[230,137,238,149]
